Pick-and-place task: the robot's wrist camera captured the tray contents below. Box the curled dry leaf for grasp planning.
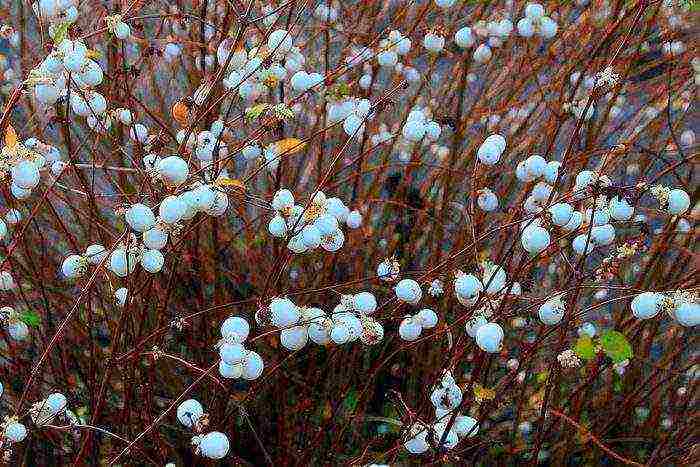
[171,101,190,126]
[215,177,245,190]
[272,138,306,156]
[4,124,17,149]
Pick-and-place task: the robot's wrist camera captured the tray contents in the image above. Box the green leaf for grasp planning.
[343,388,359,414]
[19,311,41,327]
[272,103,294,120]
[573,336,596,360]
[613,379,622,394]
[245,103,270,122]
[535,371,549,384]
[599,330,633,364]
[324,83,350,101]
[52,22,71,44]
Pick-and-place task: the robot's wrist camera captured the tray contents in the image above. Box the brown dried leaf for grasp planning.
[4,124,17,149]
[171,101,190,126]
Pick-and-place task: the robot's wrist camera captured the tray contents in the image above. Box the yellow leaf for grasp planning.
[473,384,496,402]
[86,49,102,59]
[322,400,332,420]
[216,177,245,190]
[272,138,306,156]
[4,124,17,149]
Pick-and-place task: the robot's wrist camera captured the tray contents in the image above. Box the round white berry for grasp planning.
[353,292,377,314]
[538,299,565,325]
[272,189,295,211]
[521,225,550,254]
[402,120,426,142]
[268,29,293,54]
[540,17,558,39]
[280,325,308,350]
[395,279,422,305]
[465,315,488,337]
[270,297,301,328]
[219,342,246,364]
[674,302,698,327]
[242,350,264,380]
[198,431,230,459]
[455,274,483,301]
[268,215,288,238]
[125,204,156,233]
[609,196,634,221]
[454,415,479,438]
[399,316,422,341]
[477,188,499,211]
[667,189,690,215]
[220,316,250,342]
[430,384,462,410]
[157,156,189,186]
[416,308,438,329]
[218,360,243,379]
[143,227,168,250]
[346,210,362,229]
[314,215,339,236]
[45,392,68,413]
[85,244,108,265]
[562,211,583,231]
[473,44,492,63]
[177,399,204,428]
[8,321,29,340]
[591,224,615,246]
[114,287,128,307]
[109,249,138,277]
[62,254,87,279]
[630,292,664,319]
[475,322,503,353]
[404,424,429,454]
[114,22,131,40]
[454,27,475,48]
[549,203,574,226]
[11,160,40,189]
[3,421,27,443]
[517,17,535,37]
[572,234,595,256]
[431,422,459,449]
[525,3,545,20]
[141,249,164,273]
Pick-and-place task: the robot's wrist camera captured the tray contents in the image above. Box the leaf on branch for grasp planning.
[86,49,102,59]
[272,103,294,120]
[245,103,271,122]
[343,388,359,414]
[4,124,17,149]
[272,138,306,156]
[573,336,596,361]
[473,384,496,402]
[535,371,549,384]
[19,311,41,327]
[52,22,71,44]
[215,177,245,190]
[599,330,633,364]
[324,82,350,100]
[171,101,190,126]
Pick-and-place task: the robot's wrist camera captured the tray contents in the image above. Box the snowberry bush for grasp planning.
[0,0,696,464]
